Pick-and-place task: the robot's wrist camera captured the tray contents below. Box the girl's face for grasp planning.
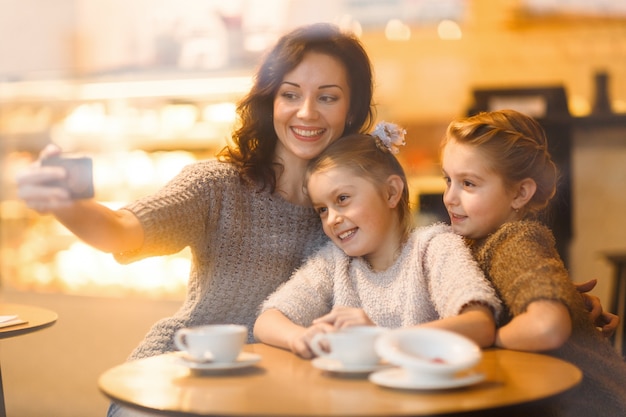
[307,167,401,271]
[442,139,520,239]
[273,52,351,163]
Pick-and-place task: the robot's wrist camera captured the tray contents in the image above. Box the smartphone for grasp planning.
[41,156,95,199]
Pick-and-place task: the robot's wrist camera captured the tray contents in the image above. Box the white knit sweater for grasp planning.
[261,223,501,328]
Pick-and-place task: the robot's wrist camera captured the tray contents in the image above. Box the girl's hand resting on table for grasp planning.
[15,144,74,213]
[293,307,374,359]
[312,306,375,329]
[253,308,375,360]
[289,322,335,359]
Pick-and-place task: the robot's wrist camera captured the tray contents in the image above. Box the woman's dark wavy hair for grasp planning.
[217,23,376,192]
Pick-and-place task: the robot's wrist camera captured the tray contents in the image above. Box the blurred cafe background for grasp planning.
[1,0,625,415]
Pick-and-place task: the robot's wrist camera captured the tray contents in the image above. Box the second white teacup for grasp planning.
[174,324,247,363]
[310,326,387,368]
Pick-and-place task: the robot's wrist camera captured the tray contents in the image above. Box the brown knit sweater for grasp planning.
[115,159,328,360]
[469,220,626,417]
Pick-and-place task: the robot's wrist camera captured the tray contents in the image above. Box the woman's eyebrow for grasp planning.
[280,81,344,91]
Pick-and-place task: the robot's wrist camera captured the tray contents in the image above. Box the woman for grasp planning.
[16,23,375,417]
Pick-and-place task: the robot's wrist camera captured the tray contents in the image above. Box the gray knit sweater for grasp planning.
[115,159,328,360]
[261,223,501,328]
[469,220,626,417]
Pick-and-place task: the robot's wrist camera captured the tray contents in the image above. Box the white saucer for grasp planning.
[369,368,485,390]
[174,351,261,371]
[312,357,390,374]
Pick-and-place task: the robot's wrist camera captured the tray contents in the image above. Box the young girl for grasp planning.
[441,109,626,416]
[254,123,501,359]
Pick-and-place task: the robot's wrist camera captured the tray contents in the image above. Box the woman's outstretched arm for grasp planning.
[16,144,144,254]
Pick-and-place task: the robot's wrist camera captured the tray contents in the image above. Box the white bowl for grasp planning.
[374,328,481,381]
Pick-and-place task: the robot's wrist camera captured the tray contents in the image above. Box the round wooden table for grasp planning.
[0,304,58,339]
[0,303,58,417]
[99,343,582,416]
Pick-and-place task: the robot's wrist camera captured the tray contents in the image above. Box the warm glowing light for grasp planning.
[569,95,591,116]
[613,99,626,113]
[385,19,411,41]
[160,104,198,135]
[152,152,197,185]
[64,103,107,134]
[136,109,160,136]
[437,19,462,40]
[91,151,196,196]
[123,151,157,188]
[203,102,237,123]
[54,242,190,298]
[78,77,252,100]
[244,33,277,53]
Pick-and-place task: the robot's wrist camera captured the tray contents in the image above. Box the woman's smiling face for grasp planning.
[273,52,351,163]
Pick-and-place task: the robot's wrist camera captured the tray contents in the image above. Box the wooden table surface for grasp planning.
[99,343,582,416]
[0,303,58,339]
[0,303,58,417]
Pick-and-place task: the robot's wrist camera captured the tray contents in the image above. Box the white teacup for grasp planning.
[174,324,246,363]
[310,326,387,368]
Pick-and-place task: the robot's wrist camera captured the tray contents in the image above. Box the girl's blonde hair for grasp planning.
[304,133,413,240]
[442,109,558,218]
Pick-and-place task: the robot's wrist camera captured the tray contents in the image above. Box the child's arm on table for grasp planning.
[419,303,496,348]
[495,299,571,351]
[254,308,333,359]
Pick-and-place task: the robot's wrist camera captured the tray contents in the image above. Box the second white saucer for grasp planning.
[312,357,390,374]
[369,367,485,390]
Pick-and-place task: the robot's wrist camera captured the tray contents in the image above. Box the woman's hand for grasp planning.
[15,144,73,213]
[312,306,374,329]
[575,279,619,338]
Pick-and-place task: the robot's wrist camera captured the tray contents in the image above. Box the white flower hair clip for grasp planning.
[371,121,406,155]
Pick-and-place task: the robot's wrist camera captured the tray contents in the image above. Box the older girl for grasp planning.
[441,109,626,416]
